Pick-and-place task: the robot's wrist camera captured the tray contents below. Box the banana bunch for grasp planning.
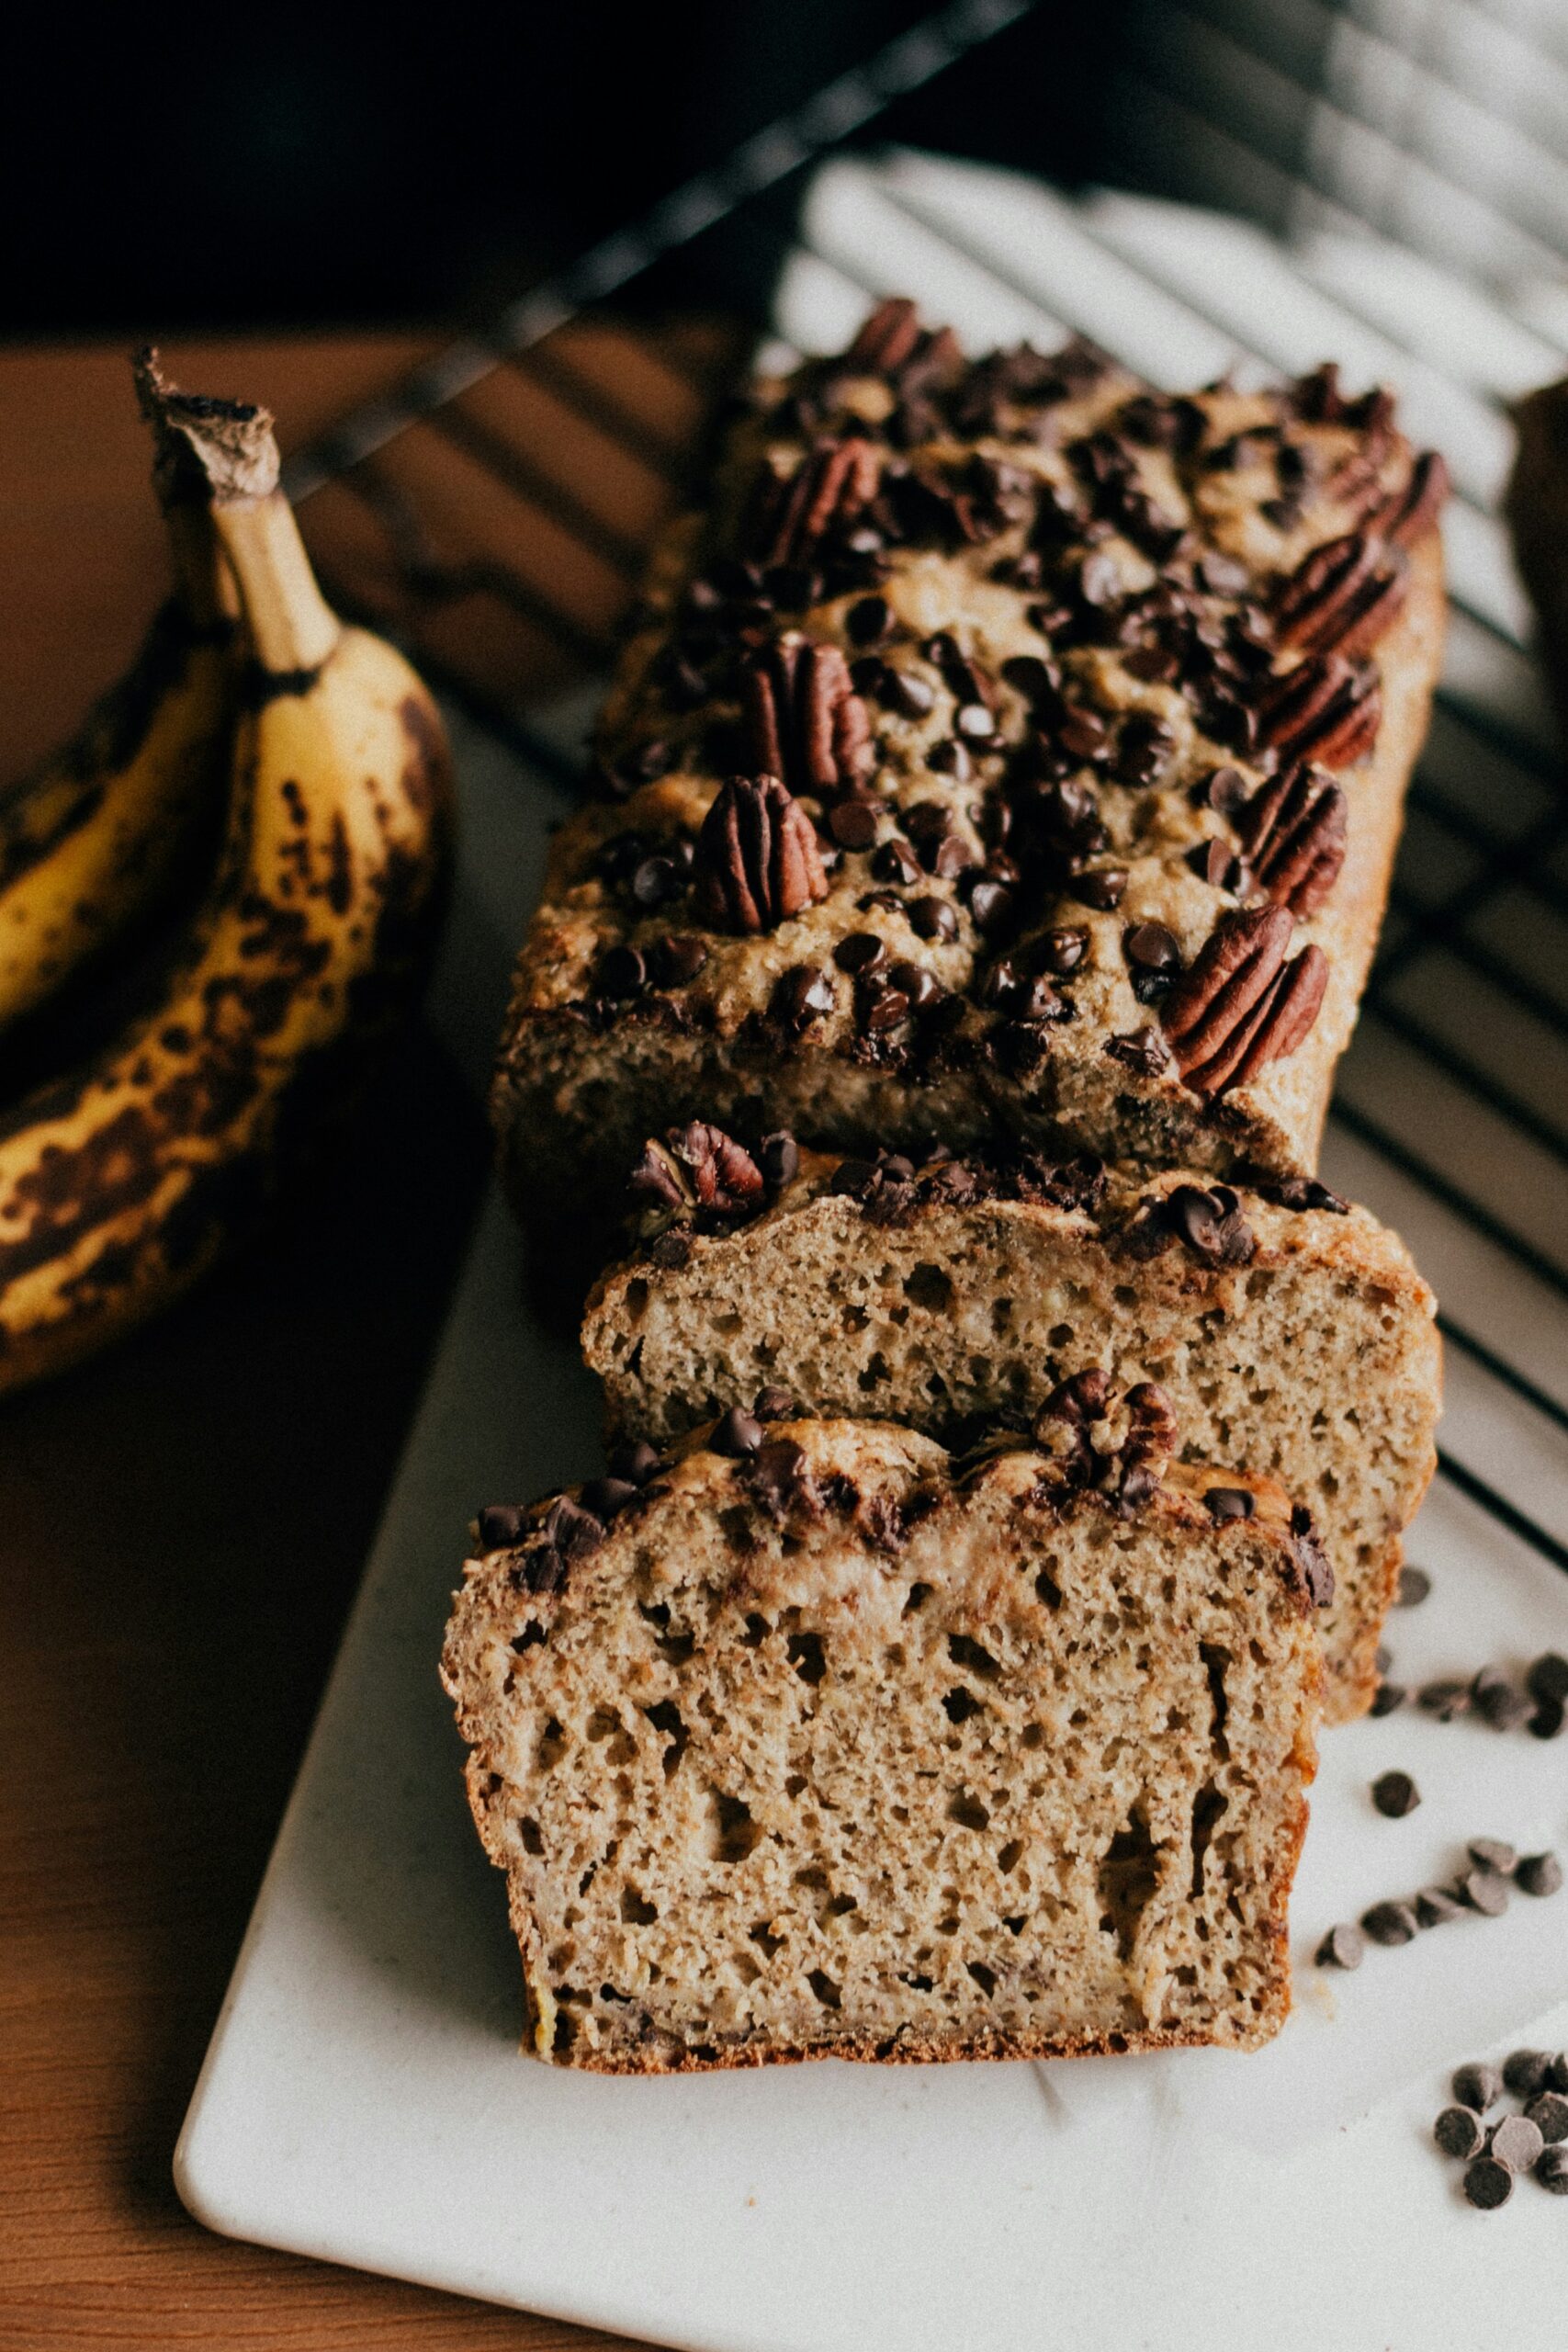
[0,355,453,1396]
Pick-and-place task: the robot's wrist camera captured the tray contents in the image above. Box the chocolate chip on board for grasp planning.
[1314,1921,1366,1970]
[1471,1665,1530,1731]
[1527,1651,1568,1706]
[1395,1566,1431,1607]
[1551,2052,1568,2095]
[1360,1899,1418,1946]
[1369,1681,1406,1717]
[1503,2049,1553,2099]
[1525,2092,1568,2145]
[1371,1770,1420,1818]
[1467,1839,1517,1877]
[1433,2107,1485,2161]
[1417,1679,1471,1722]
[1536,2145,1568,2194]
[1459,1869,1509,1917]
[1515,1851,1563,1898]
[1490,2114,1545,2174]
[1416,1886,1464,1928]
[1452,2062,1504,2112]
[1462,2155,1513,2210]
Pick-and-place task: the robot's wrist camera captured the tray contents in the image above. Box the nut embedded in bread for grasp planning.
[491,308,1448,1248]
[442,1408,1324,2072]
[582,1134,1440,1723]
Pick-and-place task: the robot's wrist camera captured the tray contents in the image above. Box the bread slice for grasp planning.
[582,1136,1439,1724]
[442,1405,1324,2072]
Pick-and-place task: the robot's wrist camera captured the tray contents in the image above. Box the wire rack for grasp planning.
[281,21,1568,1628]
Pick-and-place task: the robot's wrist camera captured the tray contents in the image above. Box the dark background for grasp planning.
[7,1,1127,337]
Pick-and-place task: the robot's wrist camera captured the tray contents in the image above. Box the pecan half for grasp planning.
[1122,1380,1178,1473]
[1238,763,1348,917]
[1160,906,1292,1092]
[1225,943,1328,1091]
[1258,653,1381,768]
[694,775,829,933]
[743,636,874,797]
[750,436,881,568]
[842,297,959,385]
[1366,448,1449,549]
[1273,532,1407,661]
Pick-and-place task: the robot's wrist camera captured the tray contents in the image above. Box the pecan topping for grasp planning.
[694,775,829,933]
[1273,532,1407,661]
[742,636,874,797]
[1160,906,1323,1095]
[1258,653,1381,768]
[1366,448,1449,548]
[750,436,881,568]
[843,296,959,385]
[1239,763,1348,917]
[629,1122,764,1218]
[1032,1372,1174,1511]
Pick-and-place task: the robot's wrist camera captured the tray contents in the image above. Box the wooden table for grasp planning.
[0,338,649,2350]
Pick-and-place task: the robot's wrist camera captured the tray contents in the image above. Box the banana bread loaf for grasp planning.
[582,1129,1440,1723]
[493,302,1447,1252]
[442,1399,1324,2072]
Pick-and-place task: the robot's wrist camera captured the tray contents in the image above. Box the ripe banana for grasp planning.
[0,362,453,1395]
[0,359,237,1035]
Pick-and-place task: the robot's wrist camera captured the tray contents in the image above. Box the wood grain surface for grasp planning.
[0,335,677,2352]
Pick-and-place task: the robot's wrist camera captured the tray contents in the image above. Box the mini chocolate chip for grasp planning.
[1372,1770,1420,1818]
[1071,867,1127,910]
[834,931,887,975]
[1123,921,1180,972]
[1517,1851,1564,1898]
[1416,1885,1464,1927]
[595,944,647,999]
[1360,1899,1418,1946]
[1528,2092,1568,2144]
[846,594,893,646]
[1472,1666,1530,1730]
[1315,1922,1365,1970]
[1434,2107,1486,2161]
[754,1385,797,1421]
[476,1503,529,1551]
[1491,2115,1545,2173]
[1460,1870,1509,1917]
[1370,1682,1406,1717]
[1036,926,1089,975]
[1537,2145,1568,2193]
[1418,1679,1471,1722]
[1453,2063,1504,2111]
[1528,1651,1568,1705]
[1204,1487,1255,1523]
[759,1131,799,1188]
[908,895,958,942]
[829,797,881,850]
[1463,2155,1513,2209]
[644,933,709,989]
[1395,1566,1431,1607]
[1505,2049,1553,2098]
[1529,1696,1565,1739]
[711,1406,764,1457]
[1469,1839,1517,1876]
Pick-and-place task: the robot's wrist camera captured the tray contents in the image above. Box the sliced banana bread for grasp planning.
[581,1130,1439,1723]
[442,1400,1324,2072]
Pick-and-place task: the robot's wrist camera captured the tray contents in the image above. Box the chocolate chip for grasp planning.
[1194,763,1250,816]
[1434,2107,1486,2161]
[1035,926,1089,975]
[888,960,941,1010]
[858,978,910,1033]
[1471,1666,1530,1731]
[1372,1770,1420,1818]
[873,836,922,887]
[928,738,973,780]
[1463,2155,1513,2209]
[828,798,881,850]
[966,877,1014,933]
[1393,1565,1430,1607]
[754,1385,797,1422]
[1071,867,1127,910]
[770,963,836,1033]
[834,932,887,975]
[476,1503,529,1551]
[1505,2049,1553,2098]
[759,1131,799,1188]
[1204,1487,1255,1523]
[1551,2053,1568,2093]
[1418,1679,1471,1722]
[1123,921,1180,973]
[1123,643,1179,683]
[1529,1696,1565,1740]
[1453,2063,1504,2112]
[1416,1886,1464,1927]
[1469,1838,1517,1877]
[1360,1899,1418,1946]
[1536,2145,1568,2193]
[630,854,683,909]
[908,894,957,941]
[1491,2114,1545,2173]
[1527,2092,1568,2144]
[1370,1682,1406,1717]
[579,1476,640,1521]
[608,1439,660,1487]
[931,833,976,879]
[1057,707,1109,761]
[711,1406,764,1458]
[1315,1922,1365,1970]
[644,933,709,989]
[595,944,647,999]
[880,667,935,718]
[846,594,893,646]
[1106,1025,1173,1076]
[1528,1651,1568,1706]
[1460,1870,1509,1917]
[1517,1851,1563,1898]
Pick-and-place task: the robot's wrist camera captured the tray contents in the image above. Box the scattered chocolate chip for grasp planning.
[1395,1566,1431,1608]
[1505,2050,1553,2098]
[711,1406,764,1458]
[828,798,880,850]
[1036,926,1089,975]
[1372,1770,1421,1818]
[846,594,893,646]
[1416,1886,1464,1927]
[1418,1679,1471,1723]
[1551,2053,1568,2093]
[595,944,647,999]
[644,933,709,989]
[1057,707,1109,762]
[928,737,974,780]
[872,836,922,888]
[1517,1852,1563,1897]
[1454,2063,1504,2112]
[1491,2114,1545,2173]
[1472,1666,1530,1731]
[1527,2092,1568,2144]
[1463,2155,1513,2209]
[1460,1870,1509,1917]
[1193,763,1250,817]
[579,1476,640,1521]
[769,963,836,1034]
[966,876,1014,933]
[834,931,887,976]
[1204,1487,1255,1523]
[1434,2107,1486,2161]
[888,959,941,1010]
[1315,1922,1365,1970]
[754,1385,798,1422]
[1375,1645,1393,1676]
[1106,1025,1173,1076]
[931,832,977,879]
[1071,867,1128,910]
[1469,1839,1517,1877]
[1361,1899,1418,1946]
[1536,2144,1568,2193]
[1529,1652,1568,1705]
[1529,1696,1565,1740]
[476,1503,529,1551]
[758,1131,799,1189]
[908,894,958,942]
[608,1440,661,1487]
[880,666,936,718]
[1123,921,1181,973]
[1123,643,1179,683]
[1370,1682,1406,1717]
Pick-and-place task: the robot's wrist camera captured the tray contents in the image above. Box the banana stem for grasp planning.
[210,494,340,675]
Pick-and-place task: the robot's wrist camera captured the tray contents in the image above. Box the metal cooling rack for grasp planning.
[280,29,1568,1620]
